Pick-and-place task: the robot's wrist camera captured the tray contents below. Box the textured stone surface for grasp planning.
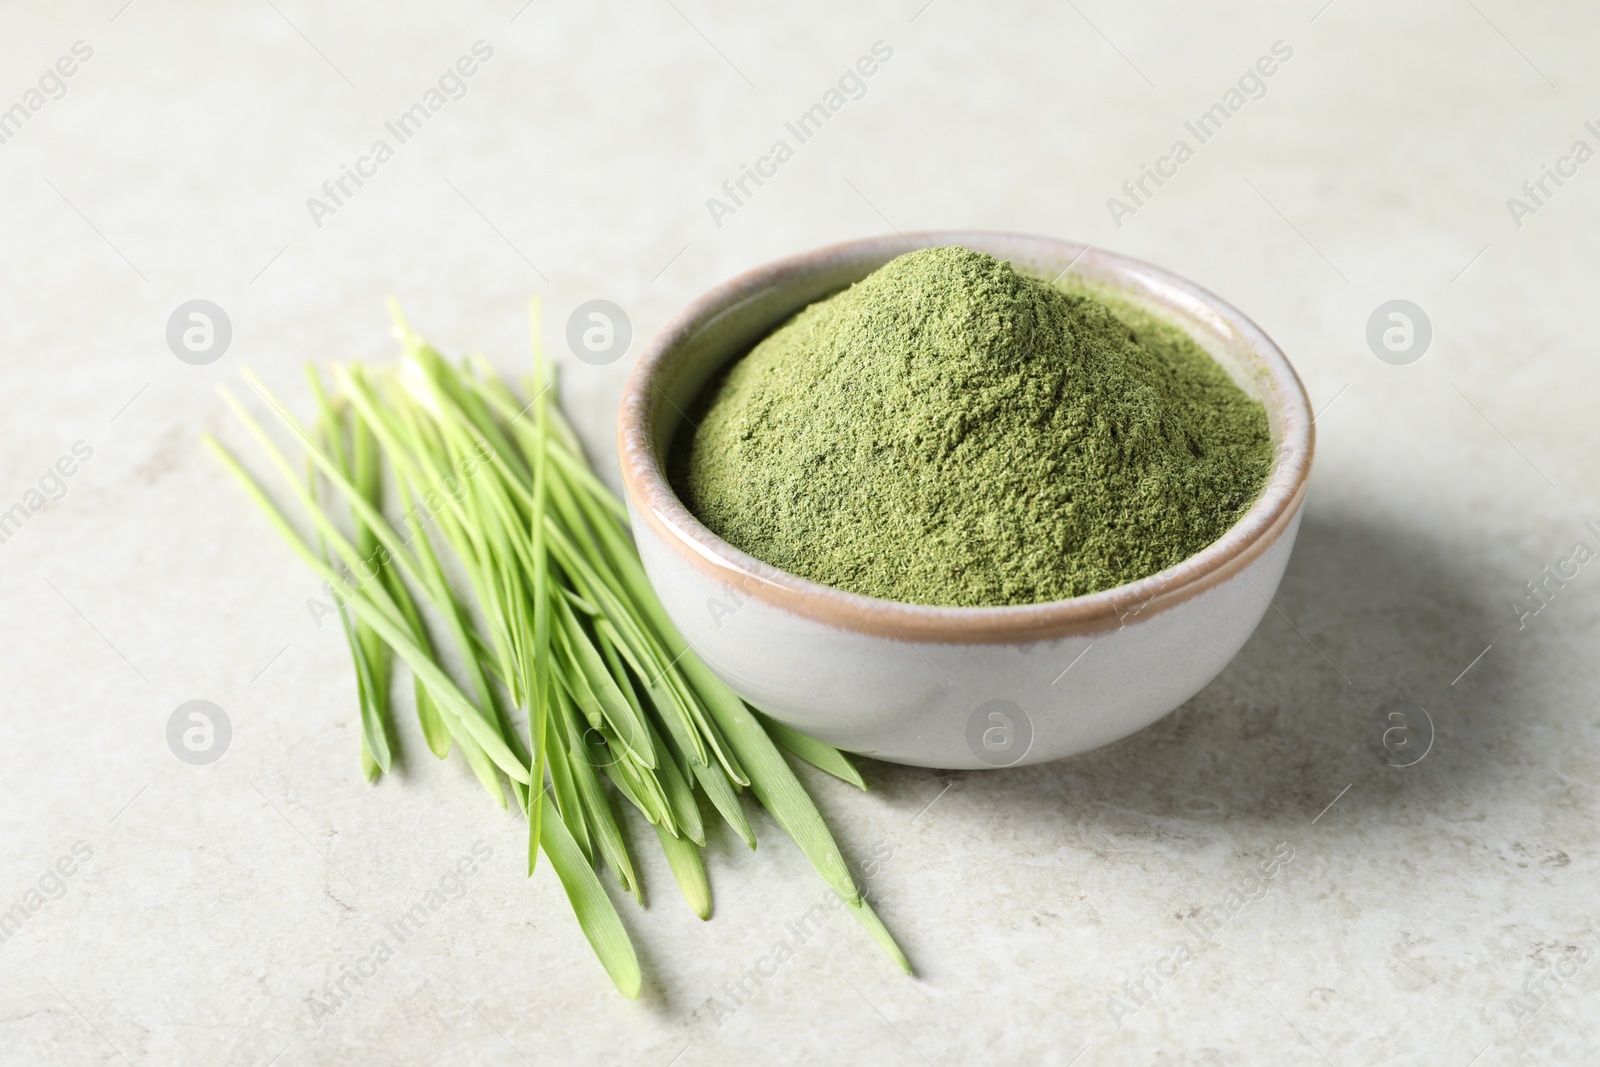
[0,1,1596,1065]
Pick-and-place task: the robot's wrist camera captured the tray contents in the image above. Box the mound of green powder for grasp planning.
[670,246,1273,607]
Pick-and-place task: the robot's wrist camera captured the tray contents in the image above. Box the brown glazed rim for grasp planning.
[618,231,1314,645]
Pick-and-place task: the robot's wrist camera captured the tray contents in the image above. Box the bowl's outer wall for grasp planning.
[634,500,1302,768]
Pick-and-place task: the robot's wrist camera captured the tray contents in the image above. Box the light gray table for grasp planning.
[1,1,1595,1064]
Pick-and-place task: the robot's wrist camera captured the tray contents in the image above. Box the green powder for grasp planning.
[670,246,1273,607]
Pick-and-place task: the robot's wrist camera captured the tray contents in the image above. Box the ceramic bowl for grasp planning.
[618,231,1313,769]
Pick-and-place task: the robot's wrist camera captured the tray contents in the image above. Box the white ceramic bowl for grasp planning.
[619,232,1313,769]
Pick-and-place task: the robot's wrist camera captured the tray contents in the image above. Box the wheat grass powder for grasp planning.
[671,246,1273,607]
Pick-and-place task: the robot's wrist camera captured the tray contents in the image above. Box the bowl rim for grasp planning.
[617,230,1314,645]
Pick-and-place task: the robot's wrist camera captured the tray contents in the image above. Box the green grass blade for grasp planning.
[413,682,451,759]
[602,748,668,828]
[847,897,912,975]
[340,596,393,775]
[527,298,553,877]
[612,646,703,845]
[758,713,866,791]
[236,371,432,611]
[538,799,641,999]
[220,391,409,636]
[689,755,755,850]
[653,823,711,920]
[393,472,522,768]
[554,594,654,769]
[211,329,912,994]
[543,708,591,862]
[555,683,639,900]
[306,419,394,778]
[687,662,861,906]
[454,722,510,809]
[204,436,530,784]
